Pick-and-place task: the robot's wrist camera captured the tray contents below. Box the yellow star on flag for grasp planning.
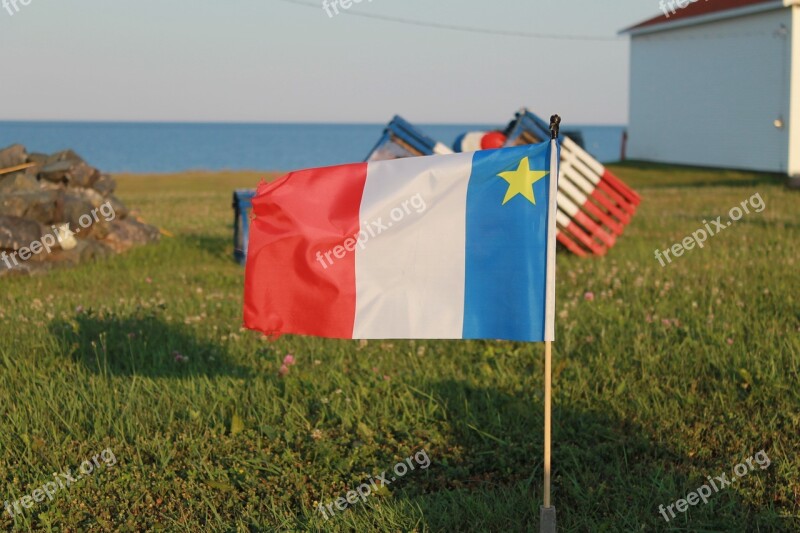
[497,157,549,205]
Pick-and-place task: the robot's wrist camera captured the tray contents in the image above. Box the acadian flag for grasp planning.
[244,139,559,342]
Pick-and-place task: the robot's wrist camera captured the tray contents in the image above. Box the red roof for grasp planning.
[624,0,781,33]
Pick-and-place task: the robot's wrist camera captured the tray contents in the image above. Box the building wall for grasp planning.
[628,8,793,173]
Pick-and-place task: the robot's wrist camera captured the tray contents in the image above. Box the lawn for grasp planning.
[0,164,798,532]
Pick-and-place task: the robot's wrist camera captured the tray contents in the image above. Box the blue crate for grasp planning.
[233,189,257,265]
[365,115,440,161]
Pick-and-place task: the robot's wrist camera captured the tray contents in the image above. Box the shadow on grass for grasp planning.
[384,380,788,532]
[49,312,250,378]
[182,233,235,263]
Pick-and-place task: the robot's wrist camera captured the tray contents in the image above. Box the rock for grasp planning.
[0,172,39,194]
[0,194,28,218]
[93,174,116,196]
[0,189,123,240]
[38,179,64,191]
[49,238,111,265]
[0,218,54,269]
[0,215,44,250]
[105,195,128,219]
[38,160,98,188]
[38,161,73,184]
[67,161,98,188]
[72,187,106,208]
[27,153,48,166]
[60,190,124,239]
[25,164,41,179]
[0,144,27,169]
[0,144,158,276]
[61,193,105,238]
[44,239,84,265]
[37,145,99,188]
[0,190,58,224]
[81,239,112,261]
[103,218,160,253]
[45,149,83,165]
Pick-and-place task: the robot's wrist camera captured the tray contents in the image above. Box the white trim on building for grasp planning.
[788,0,800,176]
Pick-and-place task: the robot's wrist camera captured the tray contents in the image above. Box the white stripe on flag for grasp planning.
[354,153,474,339]
[545,139,559,342]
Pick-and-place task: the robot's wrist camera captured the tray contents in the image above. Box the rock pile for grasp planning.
[0,144,160,277]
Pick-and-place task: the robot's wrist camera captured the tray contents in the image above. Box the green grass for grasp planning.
[1,165,798,532]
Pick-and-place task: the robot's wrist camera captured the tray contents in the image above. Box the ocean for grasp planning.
[0,121,626,174]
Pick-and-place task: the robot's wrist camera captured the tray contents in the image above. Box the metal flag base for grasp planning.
[540,505,557,533]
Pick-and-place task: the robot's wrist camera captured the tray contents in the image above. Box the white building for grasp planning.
[623,0,800,177]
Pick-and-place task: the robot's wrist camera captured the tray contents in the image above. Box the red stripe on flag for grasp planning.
[243,163,367,338]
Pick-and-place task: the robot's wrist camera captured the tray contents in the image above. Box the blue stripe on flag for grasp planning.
[462,142,552,342]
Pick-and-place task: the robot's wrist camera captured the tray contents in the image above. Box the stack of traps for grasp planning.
[365,109,640,257]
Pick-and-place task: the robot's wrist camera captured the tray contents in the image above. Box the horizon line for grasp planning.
[0,118,627,127]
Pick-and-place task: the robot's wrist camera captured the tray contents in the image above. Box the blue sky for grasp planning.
[0,0,658,124]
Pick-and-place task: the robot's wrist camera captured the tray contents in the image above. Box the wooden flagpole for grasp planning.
[544,339,552,508]
[540,115,561,533]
